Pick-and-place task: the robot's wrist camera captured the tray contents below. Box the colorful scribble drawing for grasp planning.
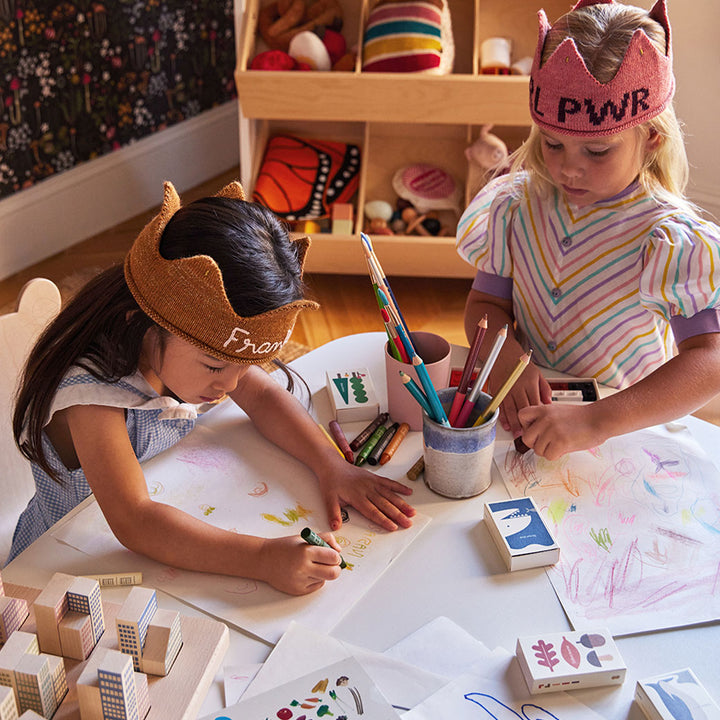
[497,427,720,635]
[262,503,313,527]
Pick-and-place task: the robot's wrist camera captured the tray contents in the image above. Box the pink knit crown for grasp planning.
[529,0,674,136]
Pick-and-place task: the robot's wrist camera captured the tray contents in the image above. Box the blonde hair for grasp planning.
[513,2,694,213]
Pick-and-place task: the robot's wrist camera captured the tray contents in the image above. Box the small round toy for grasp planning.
[364,199,393,222]
[250,49,296,71]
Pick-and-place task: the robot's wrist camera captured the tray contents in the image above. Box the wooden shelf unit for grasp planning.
[234,0,568,278]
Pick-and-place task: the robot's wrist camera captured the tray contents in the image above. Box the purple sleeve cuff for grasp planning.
[670,308,720,344]
[471,270,513,299]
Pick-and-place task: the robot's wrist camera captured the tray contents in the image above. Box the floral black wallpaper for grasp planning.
[0,0,236,199]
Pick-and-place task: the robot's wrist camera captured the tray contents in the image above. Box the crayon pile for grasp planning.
[323,414,410,468]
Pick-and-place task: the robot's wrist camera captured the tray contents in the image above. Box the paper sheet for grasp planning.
[247,622,447,712]
[401,669,605,719]
[52,400,430,643]
[200,656,399,720]
[387,618,603,719]
[494,423,720,635]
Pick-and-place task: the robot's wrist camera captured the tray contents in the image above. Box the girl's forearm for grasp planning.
[112,499,268,579]
[233,367,347,478]
[590,336,720,439]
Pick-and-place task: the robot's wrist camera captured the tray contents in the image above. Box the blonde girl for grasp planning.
[456,0,720,459]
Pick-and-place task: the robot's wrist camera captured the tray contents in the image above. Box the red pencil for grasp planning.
[448,315,487,426]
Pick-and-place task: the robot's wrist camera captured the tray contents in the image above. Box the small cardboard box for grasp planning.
[516,628,626,694]
[635,668,720,720]
[484,496,559,571]
[326,368,380,423]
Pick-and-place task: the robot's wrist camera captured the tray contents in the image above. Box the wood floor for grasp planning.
[0,168,472,350]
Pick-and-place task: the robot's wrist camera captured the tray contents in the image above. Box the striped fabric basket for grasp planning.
[362,0,454,74]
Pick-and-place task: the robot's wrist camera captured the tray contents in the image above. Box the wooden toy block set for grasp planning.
[0,572,228,720]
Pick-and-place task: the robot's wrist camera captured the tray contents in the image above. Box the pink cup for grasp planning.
[385,331,452,431]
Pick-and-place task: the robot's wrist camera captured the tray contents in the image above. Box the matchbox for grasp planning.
[484,496,559,571]
[516,628,626,694]
[326,368,380,423]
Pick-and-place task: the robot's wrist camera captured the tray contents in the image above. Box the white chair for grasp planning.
[0,278,61,565]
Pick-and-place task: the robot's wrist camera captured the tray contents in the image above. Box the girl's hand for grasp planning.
[489,358,552,436]
[317,461,415,533]
[518,402,607,461]
[258,533,344,595]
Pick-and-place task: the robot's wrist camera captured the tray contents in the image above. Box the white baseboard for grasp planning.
[0,102,240,281]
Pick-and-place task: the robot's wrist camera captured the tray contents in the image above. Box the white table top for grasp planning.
[5,332,719,718]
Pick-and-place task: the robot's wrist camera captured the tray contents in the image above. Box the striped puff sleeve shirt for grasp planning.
[456,174,720,389]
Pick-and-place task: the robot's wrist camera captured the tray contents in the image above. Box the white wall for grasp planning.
[0,102,239,281]
[671,0,720,220]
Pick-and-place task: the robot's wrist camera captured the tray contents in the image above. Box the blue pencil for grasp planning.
[399,370,433,417]
[412,355,450,426]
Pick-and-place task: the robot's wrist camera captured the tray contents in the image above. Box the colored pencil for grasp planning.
[368,264,402,361]
[399,370,433,417]
[377,288,415,359]
[454,324,508,428]
[361,233,411,339]
[473,350,532,426]
[381,305,409,362]
[328,420,354,463]
[318,423,345,459]
[448,315,487,426]
[412,355,449,426]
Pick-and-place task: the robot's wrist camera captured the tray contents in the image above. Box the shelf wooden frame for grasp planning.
[233,0,569,278]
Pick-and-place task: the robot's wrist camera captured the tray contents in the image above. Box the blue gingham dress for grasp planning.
[8,366,217,563]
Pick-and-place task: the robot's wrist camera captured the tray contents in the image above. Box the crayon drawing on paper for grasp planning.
[495,425,720,635]
[50,400,429,644]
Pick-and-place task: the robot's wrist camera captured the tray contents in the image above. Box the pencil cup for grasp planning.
[422,387,498,498]
[385,331,451,431]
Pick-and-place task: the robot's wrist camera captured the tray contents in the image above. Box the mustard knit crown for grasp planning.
[124,180,318,364]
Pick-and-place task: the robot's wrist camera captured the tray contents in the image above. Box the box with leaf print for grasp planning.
[516,628,626,694]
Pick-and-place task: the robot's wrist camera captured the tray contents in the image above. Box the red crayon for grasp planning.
[329,420,354,463]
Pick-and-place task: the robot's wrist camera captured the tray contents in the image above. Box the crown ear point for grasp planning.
[648,0,671,51]
[291,235,311,274]
[571,0,614,10]
[159,181,182,224]
[215,181,246,201]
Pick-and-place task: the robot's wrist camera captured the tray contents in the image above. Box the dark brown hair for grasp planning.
[14,197,310,482]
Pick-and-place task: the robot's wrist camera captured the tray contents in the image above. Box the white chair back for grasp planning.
[0,278,61,565]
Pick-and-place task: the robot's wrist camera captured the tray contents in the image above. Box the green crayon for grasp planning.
[354,423,387,466]
[301,527,347,569]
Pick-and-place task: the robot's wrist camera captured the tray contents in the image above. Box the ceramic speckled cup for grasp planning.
[422,387,498,498]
